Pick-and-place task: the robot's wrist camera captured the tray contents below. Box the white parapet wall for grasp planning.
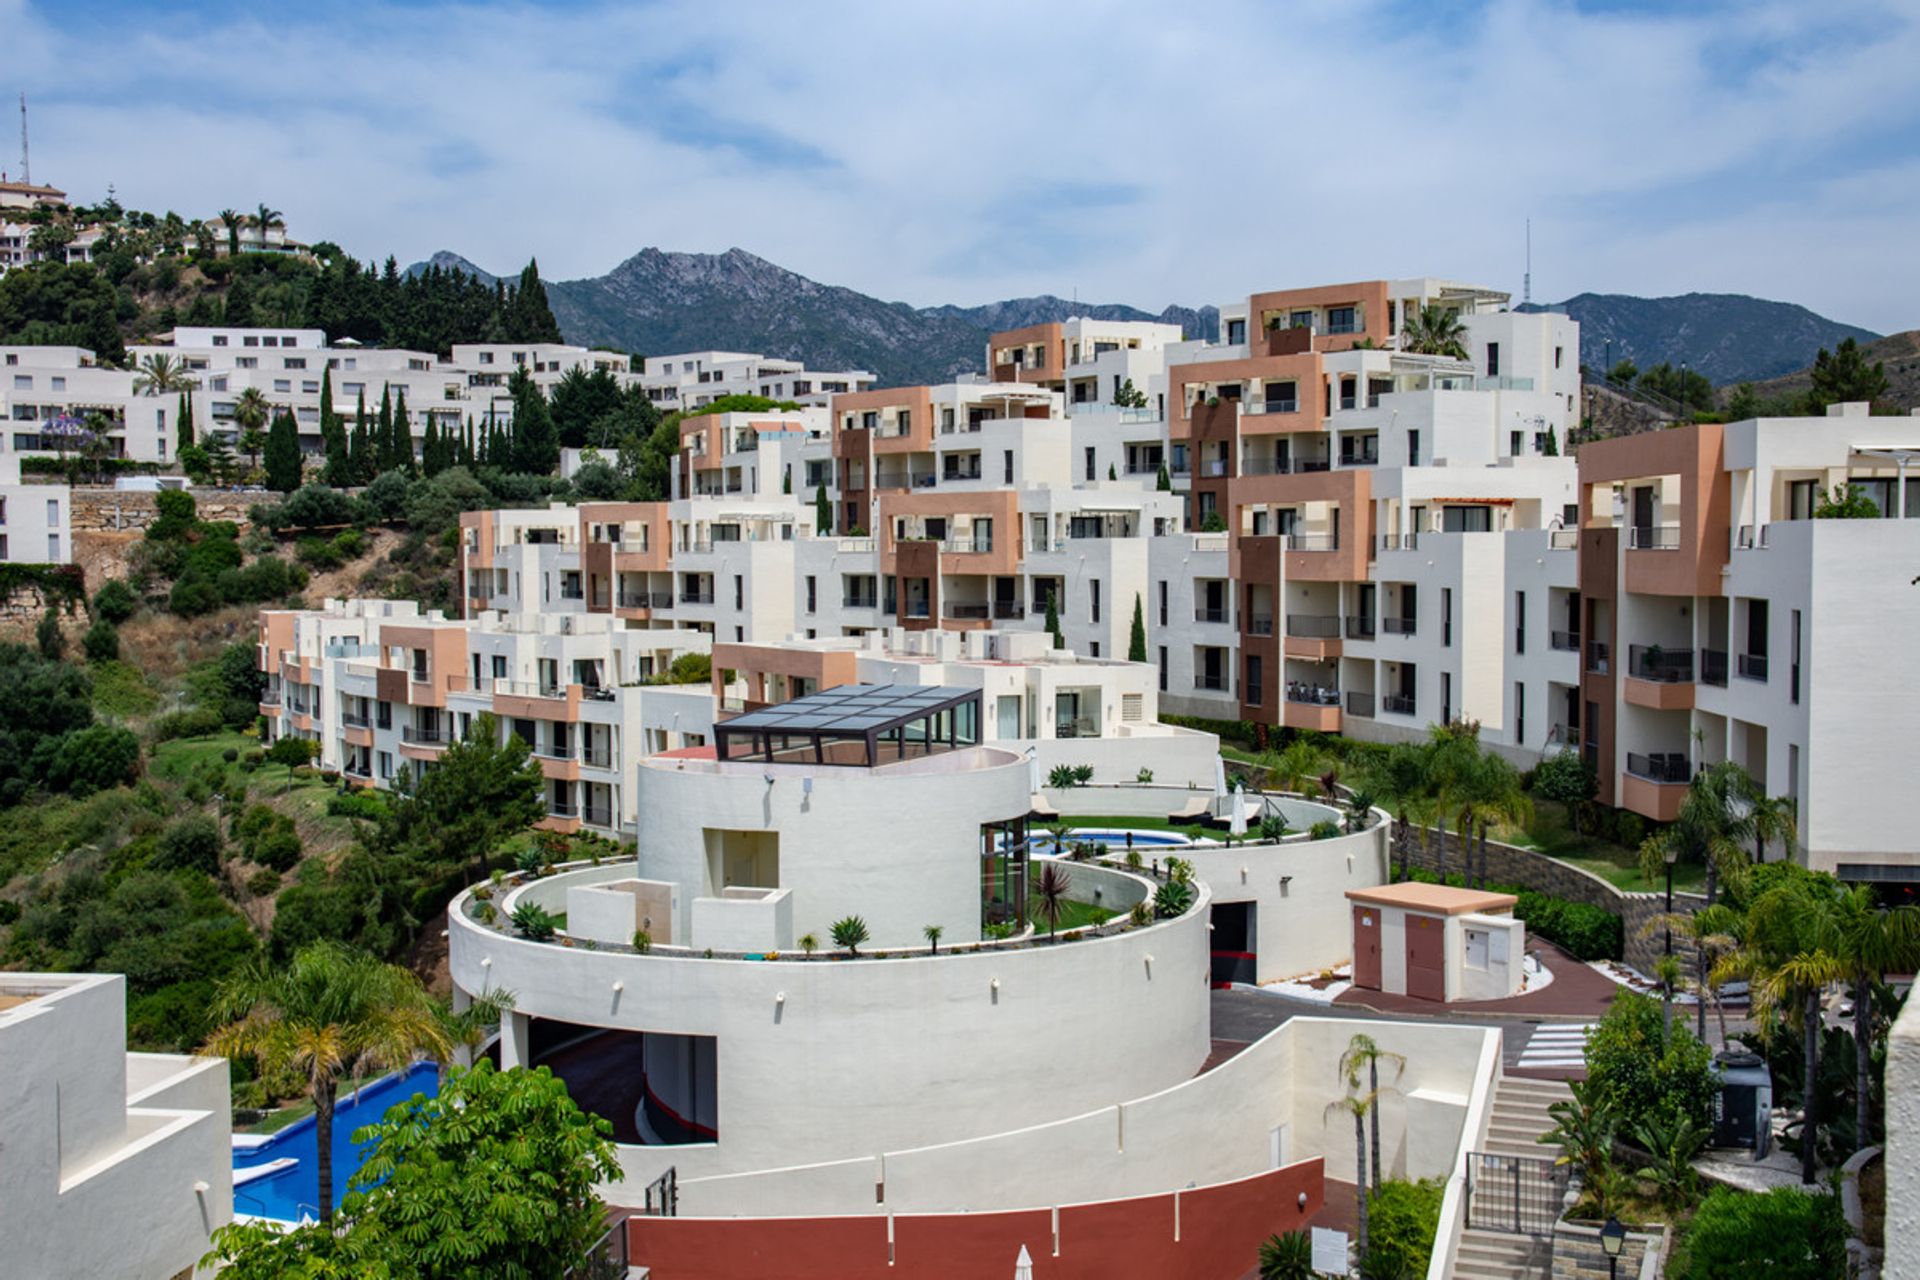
[1887,990,1920,1280]
[665,1014,1500,1218]
[691,887,795,953]
[452,866,1211,1192]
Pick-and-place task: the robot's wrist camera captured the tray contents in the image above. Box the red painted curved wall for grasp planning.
[627,1159,1323,1280]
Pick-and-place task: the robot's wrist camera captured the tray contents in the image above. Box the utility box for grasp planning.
[1710,1050,1773,1156]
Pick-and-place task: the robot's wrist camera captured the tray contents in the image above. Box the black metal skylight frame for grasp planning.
[713,683,982,767]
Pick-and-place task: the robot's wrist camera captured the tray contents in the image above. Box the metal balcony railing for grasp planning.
[1284,533,1338,552]
[582,806,614,827]
[1286,684,1341,707]
[1550,629,1581,652]
[1345,616,1376,640]
[1382,616,1417,636]
[842,595,878,610]
[401,725,449,745]
[1194,606,1229,624]
[582,746,613,769]
[1194,674,1229,692]
[1246,615,1274,636]
[547,801,578,818]
[619,591,673,609]
[1628,525,1682,550]
[940,537,993,555]
[341,713,369,728]
[1738,653,1769,681]
[993,601,1026,620]
[943,603,991,620]
[1345,691,1376,718]
[1699,649,1729,687]
[1382,693,1416,716]
[679,589,715,604]
[1626,752,1691,784]
[1628,645,1694,683]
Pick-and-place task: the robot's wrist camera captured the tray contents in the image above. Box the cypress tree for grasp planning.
[507,366,558,474]
[420,418,441,476]
[376,385,394,470]
[348,390,370,483]
[1129,594,1148,663]
[1045,591,1063,650]
[263,408,303,493]
[392,390,414,472]
[814,484,831,534]
[507,259,563,343]
[176,390,193,452]
[319,368,349,485]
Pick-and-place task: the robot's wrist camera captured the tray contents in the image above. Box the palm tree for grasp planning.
[1340,1033,1406,1197]
[433,987,516,1085]
[233,386,270,470]
[1747,789,1798,867]
[1641,761,1763,1038]
[132,352,197,396]
[1648,903,1745,1046]
[1651,952,1684,1044]
[1399,304,1469,359]
[217,208,242,257]
[1033,861,1074,940]
[254,203,284,243]
[1359,743,1428,880]
[1325,1084,1379,1263]
[1830,887,1920,1146]
[1468,753,1530,889]
[204,941,450,1223]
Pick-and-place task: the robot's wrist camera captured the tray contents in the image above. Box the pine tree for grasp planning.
[392,391,414,472]
[814,484,831,535]
[264,409,303,493]
[1155,463,1172,492]
[176,390,193,453]
[1045,591,1063,650]
[420,418,442,476]
[348,390,371,484]
[506,259,563,344]
[1129,594,1148,662]
[507,366,558,474]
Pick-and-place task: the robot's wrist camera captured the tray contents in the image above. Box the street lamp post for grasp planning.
[1599,1215,1626,1280]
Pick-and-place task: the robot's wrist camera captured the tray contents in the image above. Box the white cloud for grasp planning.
[9,0,1919,330]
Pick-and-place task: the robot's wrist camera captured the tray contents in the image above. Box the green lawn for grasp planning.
[148,730,256,779]
[1029,897,1114,934]
[242,1098,315,1134]
[1498,800,1708,894]
[1048,813,1185,835]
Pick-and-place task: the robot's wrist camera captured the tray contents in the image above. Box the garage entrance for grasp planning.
[1210,900,1257,988]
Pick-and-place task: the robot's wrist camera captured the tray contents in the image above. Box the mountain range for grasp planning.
[413,249,1882,390]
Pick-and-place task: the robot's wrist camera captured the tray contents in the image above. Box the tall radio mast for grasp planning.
[19,93,29,185]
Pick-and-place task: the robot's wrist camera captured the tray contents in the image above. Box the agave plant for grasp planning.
[830,915,869,956]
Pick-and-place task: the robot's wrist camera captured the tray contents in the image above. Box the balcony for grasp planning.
[1194,606,1230,624]
[842,594,879,610]
[941,464,983,482]
[343,761,372,779]
[582,805,614,828]
[1627,645,1694,683]
[1381,616,1417,637]
[1585,641,1612,675]
[1626,752,1691,784]
[582,745,613,769]
[401,725,449,746]
[1345,691,1376,718]
[341,712,370,728]
[679,589,715,605]
[943,603,991,620]
[939,536,994,555]
[1738,653,1769,682]
[1548,528,1579,551]
[547,801,578,819]
[1550,629,1581,652]
[1283,533,1338,552]
[1284,615,1341,639]
[619,591,673,609]
[1246,614,1274,636]
[1195,674,1230,693]
[1699,648,1729,687]
[903,602,931,619]
[1338,395,1358,411]
[259,690,282,707]
[1338,450,1379,467]
[1382,693,1416,716]
[1627,525,1681,551]
[1243,398,1300,416]
[992,601,1026,620]
[1285,684,1341,707]
[1345,616,1376,640]
[537,742,576,761]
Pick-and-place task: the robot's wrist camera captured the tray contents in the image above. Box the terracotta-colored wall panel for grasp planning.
[1621,774,1687,823]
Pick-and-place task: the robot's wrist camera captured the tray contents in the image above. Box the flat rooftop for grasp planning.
[1345,883,1518,916]
[714,683,981,768]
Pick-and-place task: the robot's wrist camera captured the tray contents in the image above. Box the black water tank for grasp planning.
[1710,1050,1772,1156]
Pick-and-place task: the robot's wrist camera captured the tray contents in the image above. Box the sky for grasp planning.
[5,0,1920,332]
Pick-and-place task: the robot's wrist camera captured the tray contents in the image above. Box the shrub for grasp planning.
[830,914,870,956]
[1309,819,1339,840]
[510,901,558,941]
[362,469,415,521]
[1515,889,1623,960]
[39,726,141,797]
[154,816,222,875]
[0,900,20,925]
[295,536,343,570]
[1047,764,1082,789]
[1129,900,1152,928]
[150,708,225,742]
[1668,1185,1846,1280]
[325,790,388,821]
[35,608,64,660]
[1153,879,1196,919]
[1531,750,1597,809]
[274,483,358,530]
[81,618,120,663]
[252,827,303,872]
[632,930,652,953]
[1585,992,1716,1136]
[91,578,138,624]
[330,528,366,560]
[246,867,282,896]
[1136,767,1154,783]
[1366,1178,1443,1276]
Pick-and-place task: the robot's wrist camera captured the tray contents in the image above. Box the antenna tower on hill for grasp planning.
[19,93,29,185]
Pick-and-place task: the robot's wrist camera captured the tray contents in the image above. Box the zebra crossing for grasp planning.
[1512,1022,1595,1071]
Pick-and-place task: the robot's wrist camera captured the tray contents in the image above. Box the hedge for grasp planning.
[1401,867,1623,960]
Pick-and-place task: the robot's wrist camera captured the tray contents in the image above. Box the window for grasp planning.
[376,701,392,729]
[1554,345,1564,369]
[1514,590,1526,653]
[1090,579,1101,624]
[1408,429,1421,467]
[1514,682,1525,744]
[491,654,507,678]
[46,533,59,560]
[1157,646,1168,692]
[897,409,911,436]
[1158,581,1168,627]
[46,499,59,524]
[378,751,392,780]
[1226,318,1246,345]
[1486,342,1500,376]
[805,576,817,613]
[1084,447,1096,482]
[733,575,743,610]
[1790,608,1801,704]
[243,336,259,347]
[1004,450,1014,484]
[284,357,306,369]
[1441,672,1453,725]
[212,335,228,347]
[1510,430,1523,456]
[1123,693,1143,722]
[50,376,64,391]
[1327,306,1357,334]
[1089,642,1100,658]
[1442,588,1453,647]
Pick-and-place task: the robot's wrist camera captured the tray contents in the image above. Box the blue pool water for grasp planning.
[1037,828,1197,855]
[231,1061,440,1221]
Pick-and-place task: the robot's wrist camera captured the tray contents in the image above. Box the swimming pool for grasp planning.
[1035,828,1199,856]
[231,1061,440,1222]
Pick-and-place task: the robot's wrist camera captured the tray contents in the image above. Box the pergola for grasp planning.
[713,683,982,767]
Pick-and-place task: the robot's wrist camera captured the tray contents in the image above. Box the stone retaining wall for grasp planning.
[1552,1218,1667,1280]
[68,486,256,532]
[1392,824,1705,973]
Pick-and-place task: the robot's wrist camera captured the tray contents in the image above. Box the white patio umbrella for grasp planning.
[1229,779,1247,837]
[1213,755,1229,817]
[1014,1245,1033,1280]
[1027,747,1042,796]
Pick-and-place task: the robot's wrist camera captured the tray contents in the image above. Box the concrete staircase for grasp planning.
[1449,1075,1572,1280]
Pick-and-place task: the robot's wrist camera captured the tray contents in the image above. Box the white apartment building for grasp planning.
[634,350,875,410]
[258,598,716,837]
[0,452,72,564]
[0,972,232,1280]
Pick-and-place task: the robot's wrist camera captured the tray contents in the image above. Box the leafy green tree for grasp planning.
[92,577,138,624]
[1113,377,1148,408]
[204,941,451,1224]
[232,386,270,470]
[1638,362,1715,412]
[1667,1185,1846,1280]
[34,608,64,661]
[202,1061,619,1279]
[1582,992,1716,1144]
[1828,887,1920,1147]
[1399,304,1468,358]
[1128,593,1148,662]
[1813,483,1881,518]
[0,643,94,801]
[264,408,303,493]
[266,734,319,793]
[1606,358,1639,385]
[1724,382,1761,421]
[508,366,559,474]
[390,389,414,473]
[1530,751,1596,829]
[381,713,544,882]
[156,815,224,875]
[1806,337,1888,410]
[39,724,142,797]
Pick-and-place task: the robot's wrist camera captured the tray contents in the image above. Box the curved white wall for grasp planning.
[1188,817,1391,982]
[636,747,1030,947]
[451,872,1211,1189]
